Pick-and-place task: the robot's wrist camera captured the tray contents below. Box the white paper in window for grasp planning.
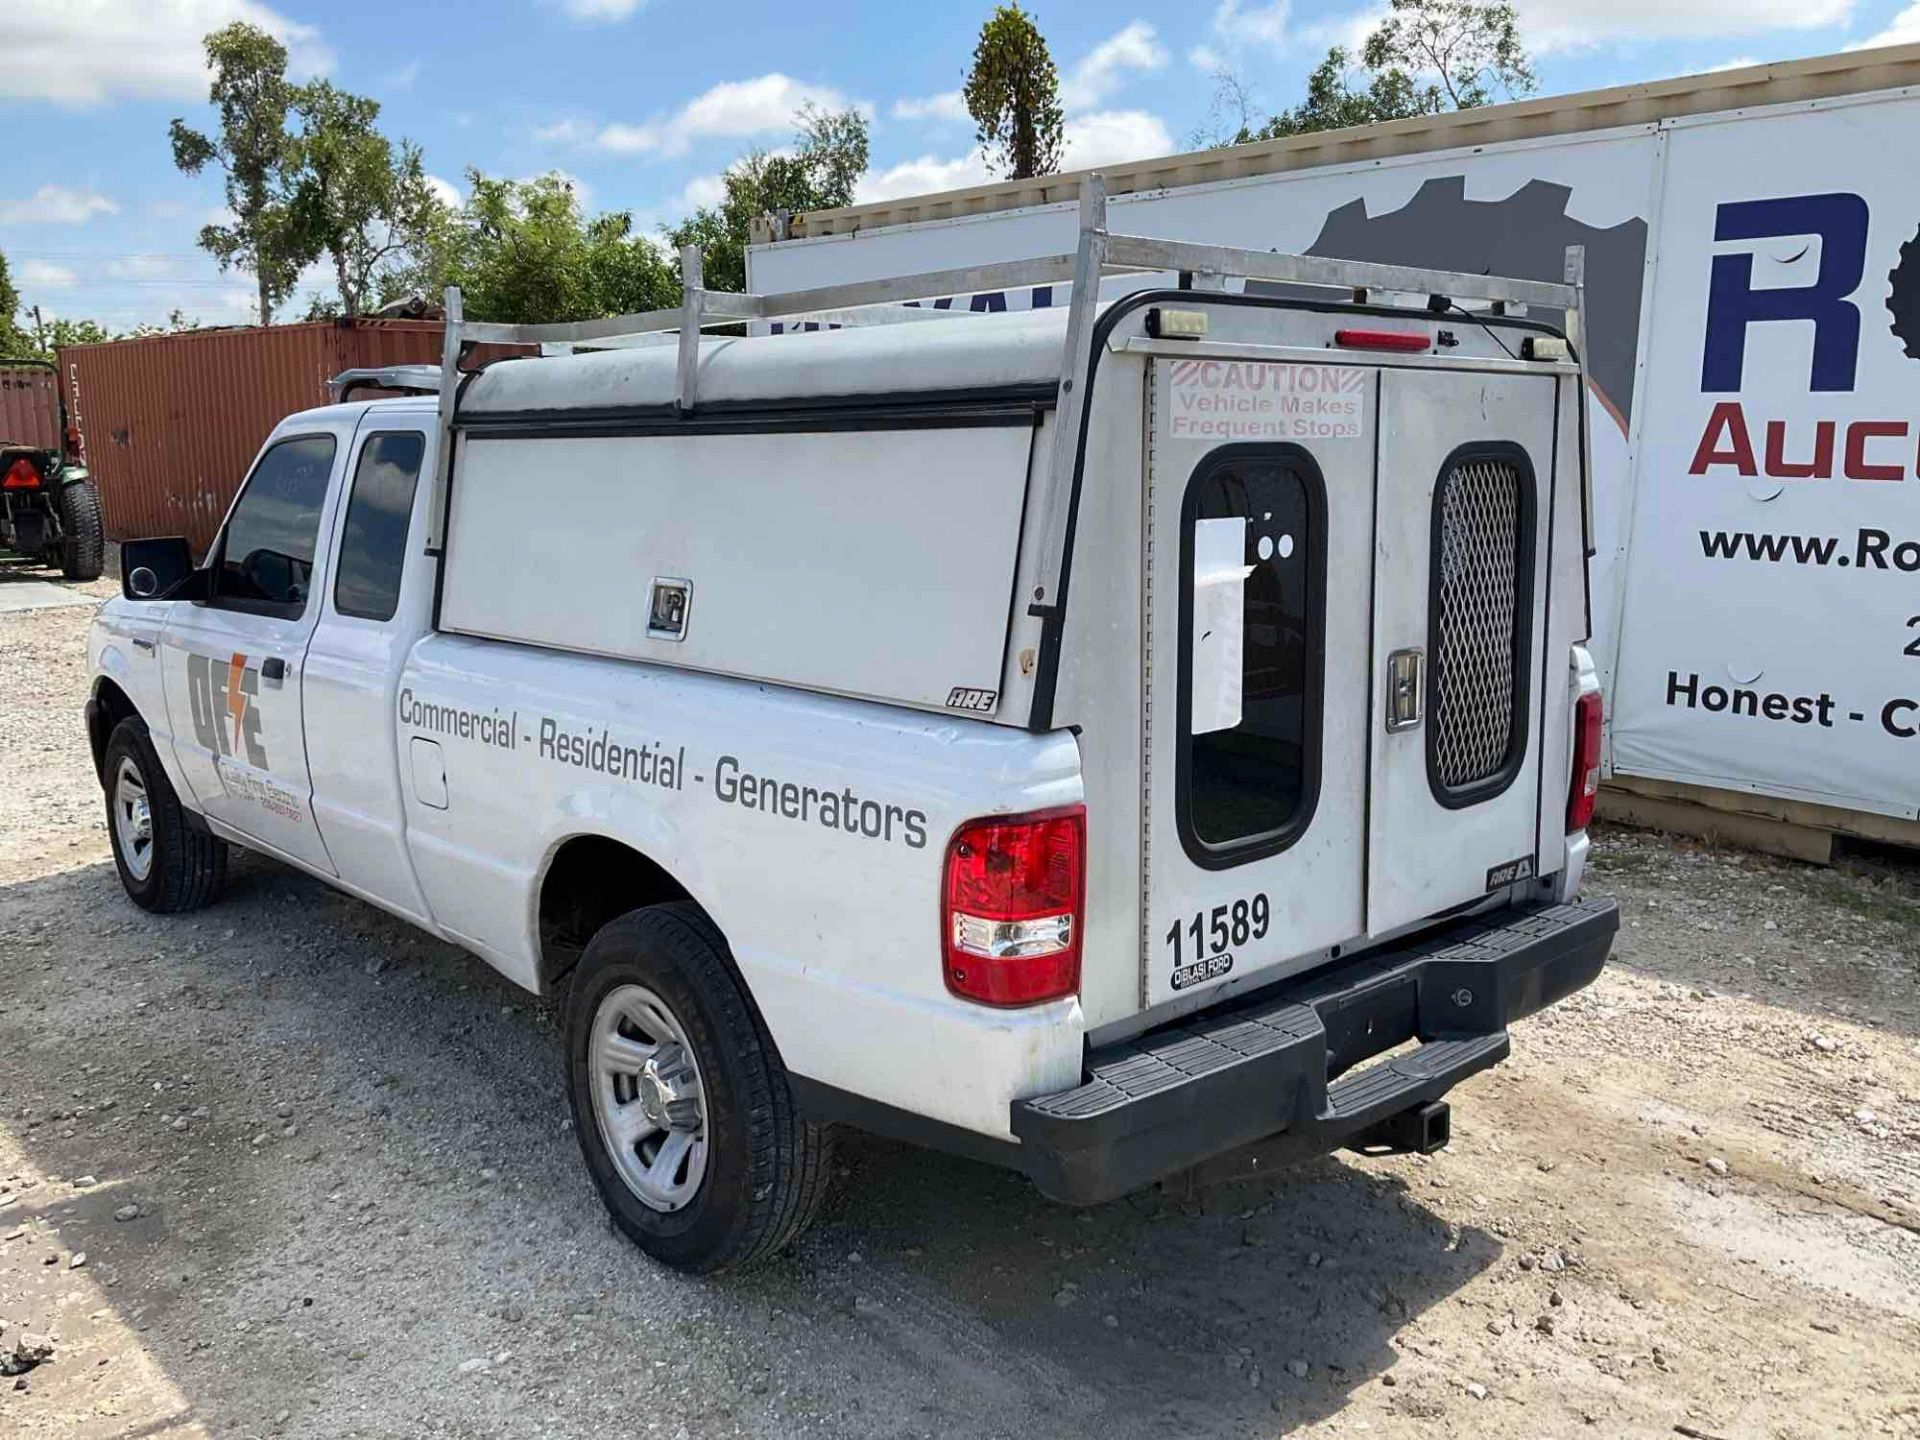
[1191,516,1253,736]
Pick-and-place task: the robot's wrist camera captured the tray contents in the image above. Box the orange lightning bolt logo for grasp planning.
[227,652,249,752]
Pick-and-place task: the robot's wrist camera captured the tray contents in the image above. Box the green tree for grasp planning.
[0,249,31,356]
[169,22,305,324]
[411,171,679,325]
[964,5,1065,180]
[664,104,870,293]
[284,81,449,317]
[1212,0,1534,145]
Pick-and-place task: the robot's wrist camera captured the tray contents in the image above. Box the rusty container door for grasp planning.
[0,363,62,451]
[56,320,502,554]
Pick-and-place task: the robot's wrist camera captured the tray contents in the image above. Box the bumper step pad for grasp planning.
[1013,896,1617,1204]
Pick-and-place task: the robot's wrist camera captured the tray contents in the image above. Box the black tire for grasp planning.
[103,717,228,913]
[565,902,833,1273]
[55,479,104,581]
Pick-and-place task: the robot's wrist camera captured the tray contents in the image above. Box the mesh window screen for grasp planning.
[1430,455,1528,796]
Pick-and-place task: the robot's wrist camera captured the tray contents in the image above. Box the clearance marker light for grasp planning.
[1147,308,1209,339]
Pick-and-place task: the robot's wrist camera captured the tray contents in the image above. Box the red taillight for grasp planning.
[3,457,42,490]
[1333,328,1431,353]
[942,806,1085,1007]
[1567,688,1603,832]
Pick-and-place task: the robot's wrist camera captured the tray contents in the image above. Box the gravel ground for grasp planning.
[2,568,1917,1439]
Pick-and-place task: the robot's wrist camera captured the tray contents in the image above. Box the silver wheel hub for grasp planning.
[112,755,155,883]
[588,984,708,1212]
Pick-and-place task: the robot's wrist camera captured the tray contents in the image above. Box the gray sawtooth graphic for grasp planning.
[1295,177,1648,427]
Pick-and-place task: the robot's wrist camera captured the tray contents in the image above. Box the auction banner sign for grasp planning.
[1612,95,1920,818]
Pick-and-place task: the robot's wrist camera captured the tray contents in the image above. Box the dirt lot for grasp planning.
[3,567,1918,1440]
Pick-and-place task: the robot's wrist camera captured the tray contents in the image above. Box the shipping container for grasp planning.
[0,361,62,452]
[751,43,1920,857]
[57,319,527,553]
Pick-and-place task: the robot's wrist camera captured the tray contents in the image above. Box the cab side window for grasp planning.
[333,432,426,622]
[213,434,337,616]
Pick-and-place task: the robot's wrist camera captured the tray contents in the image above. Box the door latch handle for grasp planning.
[261,656,287,683]
[1385,647,1424,732]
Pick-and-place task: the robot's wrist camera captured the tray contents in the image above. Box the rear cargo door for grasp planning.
[1140,355,1377,1007]
[1366,369,1558,933]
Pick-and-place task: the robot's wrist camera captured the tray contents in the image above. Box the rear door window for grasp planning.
[1176,444,1326,868]
[333,432,426,622]
[213,434,336,615]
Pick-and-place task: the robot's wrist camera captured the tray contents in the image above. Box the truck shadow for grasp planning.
[0,854,1493,1438]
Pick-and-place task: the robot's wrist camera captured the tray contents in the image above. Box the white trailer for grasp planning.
[751,45,1920,858]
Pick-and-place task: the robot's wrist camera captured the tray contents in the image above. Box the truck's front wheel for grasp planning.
[103,718,228,912]
[565,902,833,1272]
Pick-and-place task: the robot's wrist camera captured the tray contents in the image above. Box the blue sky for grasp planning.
[2,0,1916,330]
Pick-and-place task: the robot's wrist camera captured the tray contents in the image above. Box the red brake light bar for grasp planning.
[1333,329,1432,353]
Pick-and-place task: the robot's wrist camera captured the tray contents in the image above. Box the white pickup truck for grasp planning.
[86,193,1617,1272]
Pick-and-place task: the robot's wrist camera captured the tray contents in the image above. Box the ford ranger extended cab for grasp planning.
[86,185,1617,1272]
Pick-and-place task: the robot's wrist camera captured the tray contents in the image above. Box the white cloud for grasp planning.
[892,91,969,123]
[382,58,421,90]
[1518,0,1853,49]
[854,109,1175,207]
[0,185,120,225]
[675,172,728,212]
[424,173,462,209]
[0,0,332,107]
[855,152,996,204]
[556,0,644,20]
[1194,0,1294,63]
[18,260,79,290]
[584,74,856,158]
[1851,2,1920,46]
[1062,21,1169,110]
[1063,110,1176,169]
[107,255,180,280]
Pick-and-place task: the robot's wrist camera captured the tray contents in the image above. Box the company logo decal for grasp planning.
[1692,193,1917,484]
[188,651,267,769]
[946,686,998,713]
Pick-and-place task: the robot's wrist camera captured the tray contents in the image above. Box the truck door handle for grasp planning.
[261,656,287,682]
[1385,647,1423,732]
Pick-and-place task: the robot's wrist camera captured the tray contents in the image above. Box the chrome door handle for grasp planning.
[1386,647,1424,732]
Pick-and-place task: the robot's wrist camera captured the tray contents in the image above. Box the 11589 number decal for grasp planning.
[1166,894,1269,990]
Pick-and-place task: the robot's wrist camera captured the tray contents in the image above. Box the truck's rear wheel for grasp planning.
[103,718,228,913]
[565,901,833,1273]
[55,479,104,582]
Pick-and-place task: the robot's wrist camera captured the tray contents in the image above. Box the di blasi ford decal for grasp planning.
[398,690,930,850]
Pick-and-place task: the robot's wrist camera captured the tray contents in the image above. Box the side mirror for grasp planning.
[120,536,202,602]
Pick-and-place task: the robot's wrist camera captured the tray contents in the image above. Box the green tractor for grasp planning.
[1,359,102,582]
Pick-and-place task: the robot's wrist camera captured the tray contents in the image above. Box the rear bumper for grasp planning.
[1012,896,1618,1205]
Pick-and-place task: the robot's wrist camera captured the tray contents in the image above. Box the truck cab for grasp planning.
[87,198,1617,1272]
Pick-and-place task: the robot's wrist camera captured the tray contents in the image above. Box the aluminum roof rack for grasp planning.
[427,173,1591,615]
[328,364,441,400]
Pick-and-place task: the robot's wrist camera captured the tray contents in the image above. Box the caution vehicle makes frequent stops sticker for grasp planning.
[1165,359,1368,443]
